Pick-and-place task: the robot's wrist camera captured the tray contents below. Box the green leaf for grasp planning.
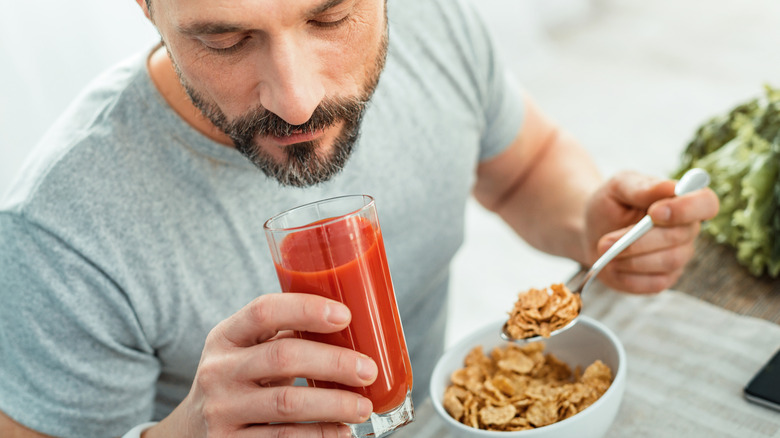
[675,84,780,277]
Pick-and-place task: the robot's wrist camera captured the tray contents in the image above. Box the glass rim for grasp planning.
[263,194,375,233]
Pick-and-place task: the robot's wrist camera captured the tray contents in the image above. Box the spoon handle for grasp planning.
[576,168,711,294]
[589,215,654,278]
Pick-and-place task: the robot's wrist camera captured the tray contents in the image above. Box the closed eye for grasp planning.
[309,14,350,29]
[202,36,251,55]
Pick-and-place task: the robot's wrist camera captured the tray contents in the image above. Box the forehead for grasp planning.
[156,0,356,26]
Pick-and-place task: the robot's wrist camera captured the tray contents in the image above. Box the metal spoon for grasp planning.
[500,168,711,343]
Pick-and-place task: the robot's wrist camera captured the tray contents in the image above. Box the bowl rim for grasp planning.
[429,315,627,436]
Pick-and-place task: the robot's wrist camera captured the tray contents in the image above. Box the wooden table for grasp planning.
[674,235,780,324]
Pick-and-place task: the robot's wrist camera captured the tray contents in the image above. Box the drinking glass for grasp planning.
[264,195,414,437]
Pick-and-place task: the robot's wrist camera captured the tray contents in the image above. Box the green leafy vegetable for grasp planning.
[674,85,780,278]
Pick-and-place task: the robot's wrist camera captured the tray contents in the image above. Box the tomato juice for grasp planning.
[273,216,413,413]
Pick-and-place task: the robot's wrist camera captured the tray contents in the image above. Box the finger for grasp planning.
[598,223,699,259]
[238,422,351,438]
[233,386,373,424]
[238,338,378,388]
[607,171,675,209]
[605,240,695,275]
[216,293,351,347]
[600,267,685,294]
[648,188,720,226]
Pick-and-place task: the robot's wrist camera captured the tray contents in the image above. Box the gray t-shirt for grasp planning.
[0,0,524,435]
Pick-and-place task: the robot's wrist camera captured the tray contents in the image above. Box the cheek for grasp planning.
[317,3,386,94]
[169,42,261,113]
[319,24,384,94]
[318,48,363,93]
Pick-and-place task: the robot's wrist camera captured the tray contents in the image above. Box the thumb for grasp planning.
[609,171,676,210]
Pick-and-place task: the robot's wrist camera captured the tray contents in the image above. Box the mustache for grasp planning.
[225,97,369,143]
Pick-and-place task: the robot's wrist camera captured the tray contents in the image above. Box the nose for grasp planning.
[257,36,325,126]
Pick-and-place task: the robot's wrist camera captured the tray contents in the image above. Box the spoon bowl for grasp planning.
[501,168,711,343]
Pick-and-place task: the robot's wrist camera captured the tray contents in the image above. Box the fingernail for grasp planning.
[357,397,373,419]
[326,303,350,325]
[356,355,377,381]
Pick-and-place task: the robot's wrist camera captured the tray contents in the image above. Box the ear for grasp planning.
[135,0,152,20]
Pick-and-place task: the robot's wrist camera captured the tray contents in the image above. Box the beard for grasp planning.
[173,31,388,188]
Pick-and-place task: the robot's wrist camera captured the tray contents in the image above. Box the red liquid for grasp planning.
[274,216,413,413]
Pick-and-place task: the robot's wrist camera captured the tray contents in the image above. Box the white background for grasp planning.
[2,0,779,346]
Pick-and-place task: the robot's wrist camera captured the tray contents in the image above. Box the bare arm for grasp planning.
[473,93,602,265]
[473,93,719,293]
[0,411,55,438]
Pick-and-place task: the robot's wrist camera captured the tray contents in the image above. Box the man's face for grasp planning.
[146,0,388,186]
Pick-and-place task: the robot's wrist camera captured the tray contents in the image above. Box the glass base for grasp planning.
[347,390,415,438]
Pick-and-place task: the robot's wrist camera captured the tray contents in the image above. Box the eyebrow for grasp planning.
[307,0,349,16]
[178,22,244,36]
[178,0,351,36]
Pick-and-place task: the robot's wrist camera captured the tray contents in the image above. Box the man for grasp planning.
[0,0,718,436]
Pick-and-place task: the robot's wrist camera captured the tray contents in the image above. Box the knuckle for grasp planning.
[266,338,294,370]
[302,295,327,322]
[270,425,295,438]
[334,348,353,374]
[201,400,227,427]
[201,403,218,424]
[205,322,231,350]
[318,422,338,438]
[250,296,274,325]
[273,386,301,418]
[195,358,221,392]
[204,326,220,345]
[340,394,360,417]
[611,170,633,186]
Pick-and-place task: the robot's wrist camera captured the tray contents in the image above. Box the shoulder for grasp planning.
[388,0,492,48]
[380,0,516,129]
[386,0,501,94]
[2,51,175,219]
[0,51,191,265]
[388,0,481,28]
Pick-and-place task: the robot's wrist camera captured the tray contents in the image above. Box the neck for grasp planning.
[146,45,233,146]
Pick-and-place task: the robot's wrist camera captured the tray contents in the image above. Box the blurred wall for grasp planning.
[0,1,158,193]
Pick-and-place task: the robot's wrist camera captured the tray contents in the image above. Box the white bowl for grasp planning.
[430,316,626,438]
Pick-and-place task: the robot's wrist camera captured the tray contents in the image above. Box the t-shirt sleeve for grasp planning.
[0,212,160,437]
[458,0,526,162]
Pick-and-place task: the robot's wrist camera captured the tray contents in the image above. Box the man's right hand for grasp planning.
[147,293,378,438]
